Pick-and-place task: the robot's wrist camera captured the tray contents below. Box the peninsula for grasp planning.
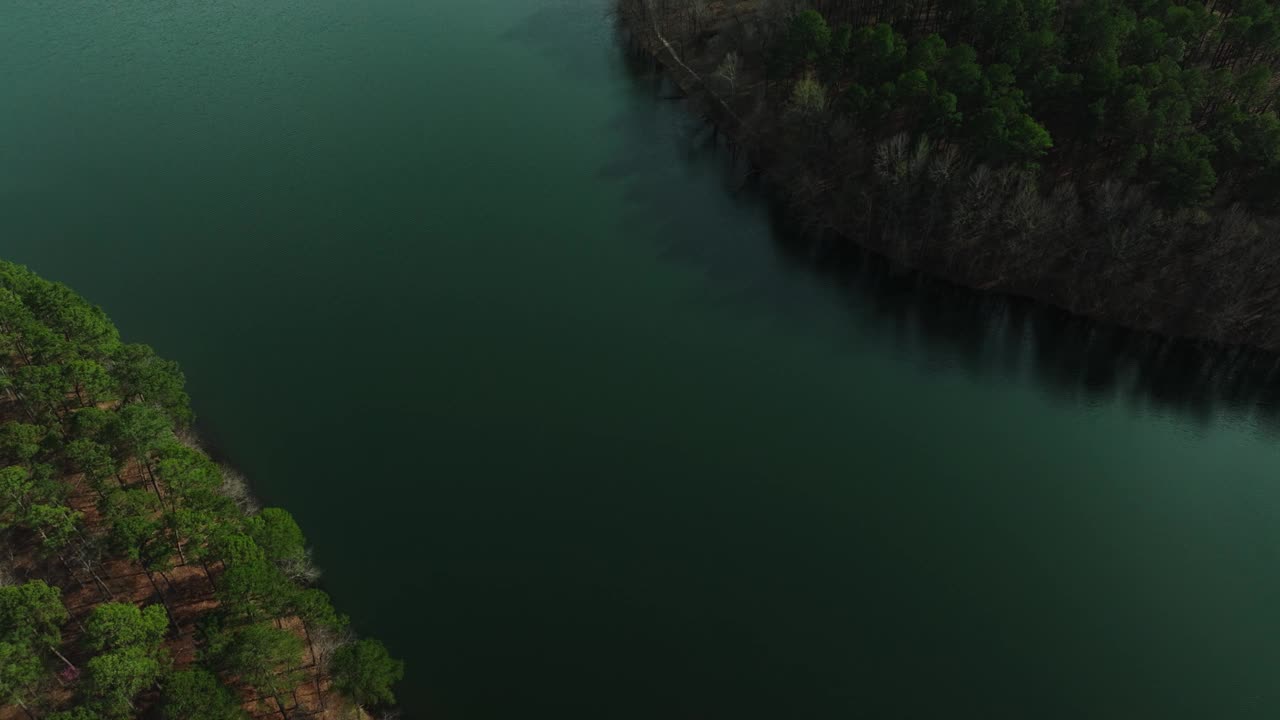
[0,261,403,720]
[620,0,1280,350]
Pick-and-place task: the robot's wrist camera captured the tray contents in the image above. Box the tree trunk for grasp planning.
[143,458,173,512]
[173,530,189,565]
[272,691,292,720]
[201,558,218,593]
[302,622,326,711]
[48,545,84,592]
[90,568,114,600]
[76,547,115,600]
[145,568,180,634]
[49,646,77,673]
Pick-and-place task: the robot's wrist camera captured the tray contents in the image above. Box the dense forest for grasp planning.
[620,0,1280,350]
[781,0,1280,205]
[0,261,402,720]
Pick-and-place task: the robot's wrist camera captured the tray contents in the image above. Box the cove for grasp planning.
[4,0,1280,718]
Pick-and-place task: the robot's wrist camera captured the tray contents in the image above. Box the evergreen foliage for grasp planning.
[0,261,403,718]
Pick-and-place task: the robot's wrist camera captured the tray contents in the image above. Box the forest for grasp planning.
[620,0,1280,350]
[0,260,403,719]
[774,0,1280,206]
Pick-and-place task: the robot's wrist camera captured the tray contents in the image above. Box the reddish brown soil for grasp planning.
[0,397,358,720]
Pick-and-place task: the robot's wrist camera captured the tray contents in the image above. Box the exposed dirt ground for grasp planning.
[0,395,358,720]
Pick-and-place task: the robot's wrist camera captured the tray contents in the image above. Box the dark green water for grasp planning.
[6,1,1280,717]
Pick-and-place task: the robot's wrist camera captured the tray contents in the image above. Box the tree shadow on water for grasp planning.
[781,208,1280,432]
[607,33,1280,434]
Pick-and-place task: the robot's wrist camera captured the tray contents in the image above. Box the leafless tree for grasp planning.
[786,73,827,120]
[311,625,355,672]
[716,51,740,93]
[219,465,261,514]
[281,549,322,584]
[927,143,963,186]
[688,0,709,36]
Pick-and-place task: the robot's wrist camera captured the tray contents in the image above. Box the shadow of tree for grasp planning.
[606,30,1280,434]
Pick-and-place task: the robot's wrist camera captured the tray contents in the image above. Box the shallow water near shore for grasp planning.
[5,1,1280,718]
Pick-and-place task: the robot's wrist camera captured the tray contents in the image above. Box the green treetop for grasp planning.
[0,580,68,651]
[111,344,192,426]
[205,622,304,718]
[0,422,46,466]
[107,404,172,468]
[160,669,249,720]
[0,641,44,719]
[330,639,404,710]
[213,533,297,621]
[83,645,165,719]
[83,603,168,655]
[245,508,307,567]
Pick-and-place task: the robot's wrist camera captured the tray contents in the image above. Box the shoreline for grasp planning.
[0,260,402,720]
[615,2,1280,355]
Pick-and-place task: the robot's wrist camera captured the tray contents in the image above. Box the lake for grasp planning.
[4,0,1280,717]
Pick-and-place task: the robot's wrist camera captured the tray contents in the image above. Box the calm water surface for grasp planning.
[4,1,1280,717]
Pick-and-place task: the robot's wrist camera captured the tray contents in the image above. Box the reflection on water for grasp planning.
[9,2,1280,716]
[611,37,1280,436]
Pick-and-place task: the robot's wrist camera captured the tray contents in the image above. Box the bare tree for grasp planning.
[927,143,963,186]
[716,51,740,93]
[786,73,827,120]
[281,549,322,584]
[688,0,709,36]
[311,625,355,673]
[219,466,261,514]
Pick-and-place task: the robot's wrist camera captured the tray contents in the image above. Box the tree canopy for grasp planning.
[160,669,249,720]
[765,0,1280,200]
[615,0,1280,344]
[0,261,403,718]
[82,603,168,654]
[0,580,68,651]
[330,639,405,710]
[83,646,164,719]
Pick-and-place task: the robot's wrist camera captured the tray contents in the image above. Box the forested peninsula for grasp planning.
[0,261,403,720]
[620,0,1280,350]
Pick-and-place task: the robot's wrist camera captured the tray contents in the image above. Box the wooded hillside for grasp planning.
[621,0,1280,349]
[0,261,403,720]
